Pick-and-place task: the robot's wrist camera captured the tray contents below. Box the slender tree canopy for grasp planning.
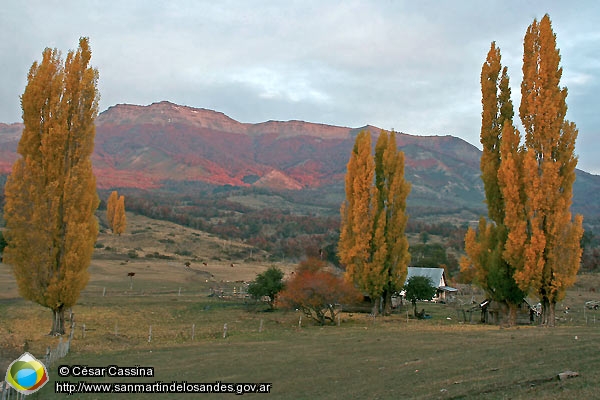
[508,14,583,325]
[112,195,127,235]
[373,130,411,315]
[106,190,118,229]
[339,130,410,315]
[465,15,583,327]
[339,130,377,297]
[461,42,525,325]
[3,37,99,335]
[106,190,126,235]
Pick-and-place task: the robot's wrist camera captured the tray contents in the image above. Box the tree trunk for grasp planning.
[371,296,381,316]
[540,297,556,327]
[547,300,556,327]
[51,306,66,336]
[541,298,548,325]
[506,302,517,327]
[316,309,326,325]
[382,290,393,316]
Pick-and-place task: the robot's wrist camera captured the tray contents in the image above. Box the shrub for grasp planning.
[404,276,437,318]
[279,258,361,325]
[247,267,285,309]
[127,250,139,259]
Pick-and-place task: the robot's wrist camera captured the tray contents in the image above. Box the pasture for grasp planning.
[1,215,600,399]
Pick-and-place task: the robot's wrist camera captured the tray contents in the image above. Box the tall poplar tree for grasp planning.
[106,190,118,229]
[339,131,377,309]
[112,195,127,236]
[3,38,99,335]
[339,130,410,315]
[373,131,411,315]
[505,14,583,326]
[106,190,126,235]
[461,43,525,325]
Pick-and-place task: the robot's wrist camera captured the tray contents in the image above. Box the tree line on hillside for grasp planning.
[97,187,471,266]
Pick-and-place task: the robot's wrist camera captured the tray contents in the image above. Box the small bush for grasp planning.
[145,251,174,260]
[127,250,139,259]
[94,242,105,249]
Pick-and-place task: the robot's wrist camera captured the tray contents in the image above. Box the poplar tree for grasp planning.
[106,190,126,235]
[339,130,410,315]
[461,43,525,325]
[373,131,411,315]
[3,38,99,335]
[503,15,583,326]
[112,195,127,236]
[106,190,118,229]
[339,131,377,309]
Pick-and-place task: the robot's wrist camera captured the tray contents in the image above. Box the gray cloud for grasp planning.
[1,0,599,173]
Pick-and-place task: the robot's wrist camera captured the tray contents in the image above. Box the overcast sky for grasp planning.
[1,1,599,173]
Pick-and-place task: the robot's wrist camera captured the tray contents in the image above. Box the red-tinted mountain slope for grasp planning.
[2,101,598,215]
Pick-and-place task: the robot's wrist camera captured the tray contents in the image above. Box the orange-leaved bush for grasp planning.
[279,258,361,325]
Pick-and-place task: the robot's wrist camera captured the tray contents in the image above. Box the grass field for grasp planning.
[2,214,600,399]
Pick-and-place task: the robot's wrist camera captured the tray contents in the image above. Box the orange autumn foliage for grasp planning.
[106,191,127,235]
[3,38,99,335]
[338,130,410,316]
[279,258,361,325]
[500,14,583,326]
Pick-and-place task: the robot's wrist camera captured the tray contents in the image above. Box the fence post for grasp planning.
[259,319,263,333]
[223,323,228,338]
[45,346,51,366]
[191,324,195,341]
[148,326,152,343]
[103,287,106,297]
[82,323,86,339]
[69,318,75,340]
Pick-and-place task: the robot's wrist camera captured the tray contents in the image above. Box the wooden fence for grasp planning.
[1,319,75,400]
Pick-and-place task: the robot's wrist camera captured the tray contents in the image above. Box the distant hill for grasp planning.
[1,101,599,221]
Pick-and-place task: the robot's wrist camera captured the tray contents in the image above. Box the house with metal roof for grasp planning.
[404,267,458,302]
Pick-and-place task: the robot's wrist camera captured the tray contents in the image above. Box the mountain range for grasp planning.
[1,101,599,221]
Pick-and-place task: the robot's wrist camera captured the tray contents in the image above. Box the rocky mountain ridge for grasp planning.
[1,101,598,218]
